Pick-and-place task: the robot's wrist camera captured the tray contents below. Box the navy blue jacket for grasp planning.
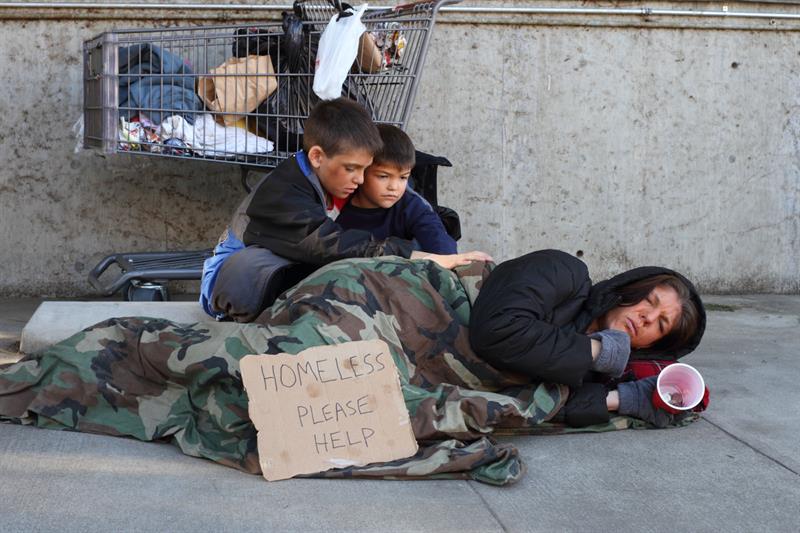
[337,190,457,255]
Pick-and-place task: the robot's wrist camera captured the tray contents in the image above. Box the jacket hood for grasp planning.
[585,266,706,360]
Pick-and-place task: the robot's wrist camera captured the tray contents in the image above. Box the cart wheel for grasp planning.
[125,282,169,302]
[119,281,133,301]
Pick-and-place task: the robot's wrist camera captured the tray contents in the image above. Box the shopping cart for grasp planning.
[83,0,459,300]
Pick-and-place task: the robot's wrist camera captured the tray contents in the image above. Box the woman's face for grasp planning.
[600,285,683,348]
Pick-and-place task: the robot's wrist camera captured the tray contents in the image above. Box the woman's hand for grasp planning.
[613,376,690,428]
[588,329,631,377]
[410,250,494,270]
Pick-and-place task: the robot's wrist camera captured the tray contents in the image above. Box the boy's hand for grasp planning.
[412,251,493,270]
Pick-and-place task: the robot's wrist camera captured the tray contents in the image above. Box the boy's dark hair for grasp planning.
[303,98,383,156]
[616,274,700,355]
[372,124,416,169]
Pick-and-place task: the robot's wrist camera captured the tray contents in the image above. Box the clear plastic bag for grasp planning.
[313,3,368,100]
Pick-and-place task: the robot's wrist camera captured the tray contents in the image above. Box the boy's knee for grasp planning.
[211,247,302,323]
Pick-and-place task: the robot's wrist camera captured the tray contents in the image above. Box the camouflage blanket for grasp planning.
[0,258,696,485]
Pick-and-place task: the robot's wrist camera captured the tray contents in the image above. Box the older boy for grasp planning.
[336,124,457,255]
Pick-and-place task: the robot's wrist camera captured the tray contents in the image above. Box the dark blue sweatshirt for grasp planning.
[337,190,457,254]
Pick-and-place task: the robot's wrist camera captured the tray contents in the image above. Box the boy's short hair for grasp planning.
[303,98,383,156]
[373,124,416,169]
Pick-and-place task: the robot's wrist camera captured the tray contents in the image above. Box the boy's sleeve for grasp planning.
[243,177,414,264]
[404,193,458,254]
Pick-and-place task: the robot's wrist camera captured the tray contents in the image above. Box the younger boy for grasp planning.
[336,124,458,255]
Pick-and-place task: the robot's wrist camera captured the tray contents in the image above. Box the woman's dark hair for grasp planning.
[303,98,383,156]
[616,274,700,354]
[373,124,416,169]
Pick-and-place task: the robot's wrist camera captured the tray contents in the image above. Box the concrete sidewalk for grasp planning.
[1,296,799,532]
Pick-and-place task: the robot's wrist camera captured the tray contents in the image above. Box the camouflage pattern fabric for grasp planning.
[0,258,697,485]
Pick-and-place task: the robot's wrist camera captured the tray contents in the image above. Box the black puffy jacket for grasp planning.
[469,249,706,426]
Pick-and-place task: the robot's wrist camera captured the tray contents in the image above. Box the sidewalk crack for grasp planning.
[467,480,509,532]
[702,417,800,477]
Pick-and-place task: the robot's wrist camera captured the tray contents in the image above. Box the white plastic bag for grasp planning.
[313,3,368,100]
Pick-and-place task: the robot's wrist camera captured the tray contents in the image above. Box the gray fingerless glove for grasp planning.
[617,376,681,428]
[589,329,631,378]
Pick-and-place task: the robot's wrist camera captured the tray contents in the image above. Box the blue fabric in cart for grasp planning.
[119,44,201,124]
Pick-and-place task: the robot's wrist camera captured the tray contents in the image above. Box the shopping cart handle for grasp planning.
[87,254,119,292]
[88,271,138,296]
[87,254,142,295]
[87,250,213,296]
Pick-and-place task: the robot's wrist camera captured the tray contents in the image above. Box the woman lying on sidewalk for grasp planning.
[470,249,706,428]
[0,250,705,484]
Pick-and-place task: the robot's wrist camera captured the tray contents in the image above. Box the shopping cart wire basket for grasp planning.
[83,0,459,168]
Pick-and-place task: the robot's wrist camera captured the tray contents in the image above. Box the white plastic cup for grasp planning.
[654,363,705,413]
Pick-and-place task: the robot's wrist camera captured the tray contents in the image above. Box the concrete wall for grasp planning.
[1,1,799,296]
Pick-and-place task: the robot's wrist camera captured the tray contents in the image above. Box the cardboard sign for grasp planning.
[240,340,418,481]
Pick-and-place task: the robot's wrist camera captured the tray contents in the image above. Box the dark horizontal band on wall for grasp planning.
[2,1,800,31]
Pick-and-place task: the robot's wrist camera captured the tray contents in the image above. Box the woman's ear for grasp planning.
[307,145,325,169]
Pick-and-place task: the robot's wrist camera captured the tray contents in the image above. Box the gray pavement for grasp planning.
[1,295,799,532]
[19,301,217,354]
